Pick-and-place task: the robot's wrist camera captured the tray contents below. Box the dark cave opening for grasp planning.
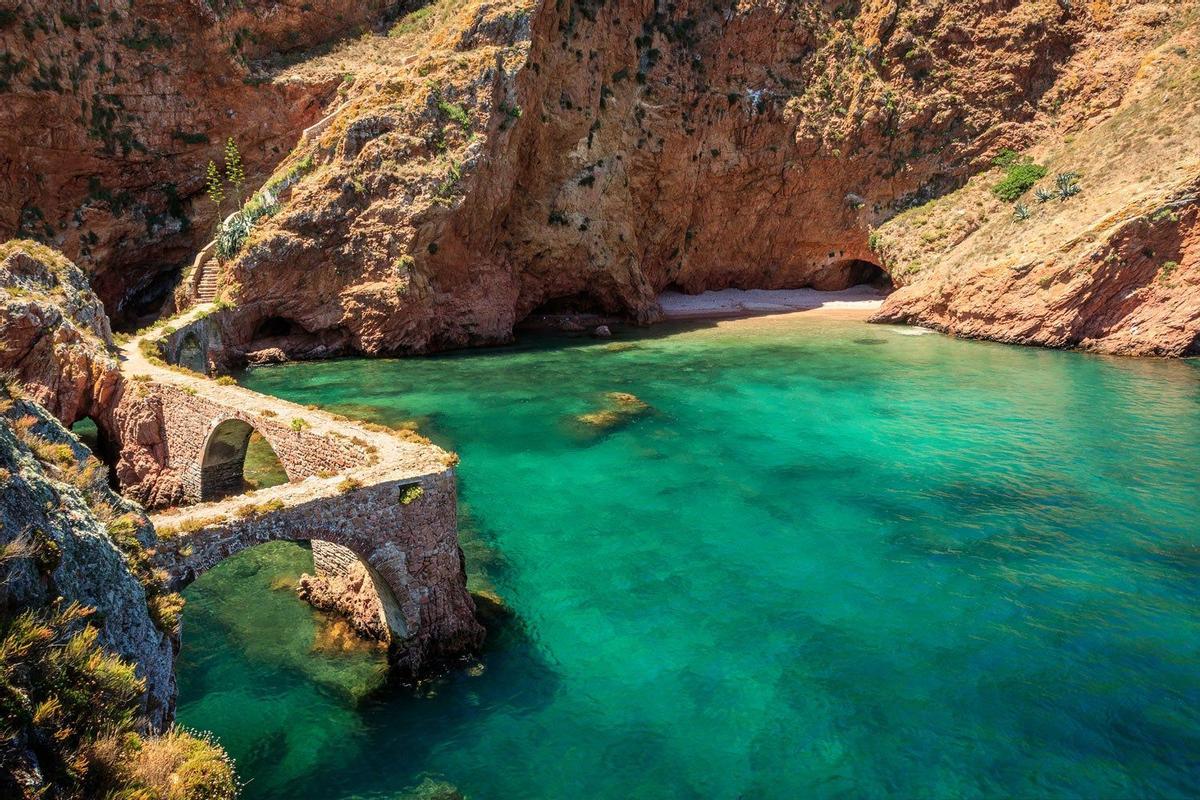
[253,316,303,341]
[525,292,609,317]
[109,265,184,333]
[70,416,119,489]
[833,259,893,291]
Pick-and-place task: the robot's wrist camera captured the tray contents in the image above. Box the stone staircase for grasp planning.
[195,258,219,303]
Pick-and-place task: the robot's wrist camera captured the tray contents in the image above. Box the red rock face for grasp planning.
[106,385,187,508]
[870,16,1200,357]
[0,242,119,424]
[0,0,388,323]
[0,240,186,503]
[875,190,1200,356]
[212,0,1198,357]
[5,0,1197,356]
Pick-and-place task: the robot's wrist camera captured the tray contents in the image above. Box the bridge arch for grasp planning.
[172,535,405,643]
[199,418,289,501]
[153,472,479,675]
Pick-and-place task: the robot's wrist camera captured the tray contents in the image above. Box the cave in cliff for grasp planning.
[830,259,893,291]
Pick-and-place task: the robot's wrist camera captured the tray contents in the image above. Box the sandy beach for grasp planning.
[657,285,886,320]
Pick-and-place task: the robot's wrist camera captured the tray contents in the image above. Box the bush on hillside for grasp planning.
[992,150,1048,202]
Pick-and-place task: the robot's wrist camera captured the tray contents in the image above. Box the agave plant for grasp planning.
[1013,202,1032,221]
[214,211,253,262]
[1034,187,1055,204]
[1056,172,1081,200]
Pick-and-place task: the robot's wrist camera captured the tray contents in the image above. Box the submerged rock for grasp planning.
[471,589,513,628]
[398,778,467,800]
[606,391,649,411]
[571,391,652,436]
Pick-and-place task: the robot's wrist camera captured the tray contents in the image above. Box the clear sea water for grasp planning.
[175,315,1200,799]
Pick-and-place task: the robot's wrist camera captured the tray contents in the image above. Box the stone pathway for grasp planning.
[119,303,453,529]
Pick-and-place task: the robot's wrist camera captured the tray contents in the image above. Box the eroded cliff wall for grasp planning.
[871,15,1200,355]
[3,0,1196,355]
[0,0,405,323]
[190,0,1197,357]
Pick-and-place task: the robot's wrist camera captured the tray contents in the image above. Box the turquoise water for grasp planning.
[176,316,1200,799]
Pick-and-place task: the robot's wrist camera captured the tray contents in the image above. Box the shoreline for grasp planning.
[657,285,886,321]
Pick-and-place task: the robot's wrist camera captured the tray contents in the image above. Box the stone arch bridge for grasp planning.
[122,306,483,676]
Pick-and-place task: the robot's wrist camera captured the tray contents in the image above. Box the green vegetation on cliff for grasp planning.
[0,383,238,799]
[0,601,237,799]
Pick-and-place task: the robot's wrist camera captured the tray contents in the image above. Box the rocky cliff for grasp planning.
[0,0,403,324]
[0,240,118,424]
[0,240,186,506]
[0,392,177,729]
[0,390,241,796]
[3,0,1198,356]
[871,13,1200,355]
[181,0,1198,359]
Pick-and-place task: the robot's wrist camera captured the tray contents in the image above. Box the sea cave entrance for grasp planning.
[199,419,288,501]
[831,259,893,290]
[254,316,299,340]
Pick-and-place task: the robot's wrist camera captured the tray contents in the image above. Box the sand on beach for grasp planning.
[657,285,886,320]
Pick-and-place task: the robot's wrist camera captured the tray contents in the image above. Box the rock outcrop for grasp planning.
[0,240,190,505]
[0,240,119,423]
[0,392,178,730]
[870,18,1200,356]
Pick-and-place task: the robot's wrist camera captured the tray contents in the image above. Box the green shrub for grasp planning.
[0,603,233,797]
[148,592,185,632]
[437,99,471,131]
[390,5,435,37]
[992,152,1048,202]
[92,726,238,799]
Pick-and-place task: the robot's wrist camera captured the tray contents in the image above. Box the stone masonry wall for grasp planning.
[153,470,484,677]
[162,314,225,376]
[146,382,364,502]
